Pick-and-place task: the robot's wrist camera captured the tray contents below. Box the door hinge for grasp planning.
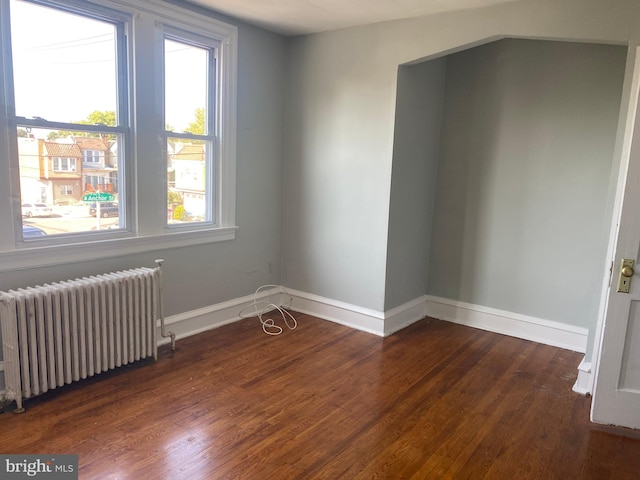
[609,260,614,288]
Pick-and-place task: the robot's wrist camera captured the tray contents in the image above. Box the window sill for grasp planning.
[0,226,237,273]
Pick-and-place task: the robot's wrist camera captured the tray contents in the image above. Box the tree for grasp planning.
[184,108,205,135]
[173,205,187,221]
[79,110,116,127]
[48,110,116,139]
[167,190,181,205]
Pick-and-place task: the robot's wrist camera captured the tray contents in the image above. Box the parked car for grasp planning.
[89,202,119,218]
[22,203,52,217]
[22,225,47,238]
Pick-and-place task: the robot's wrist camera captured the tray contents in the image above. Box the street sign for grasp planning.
[83,192,115,202]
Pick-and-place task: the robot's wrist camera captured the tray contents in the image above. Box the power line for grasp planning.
[26,36,114,52]
[39,59,115,66]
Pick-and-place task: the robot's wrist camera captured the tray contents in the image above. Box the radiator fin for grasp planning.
[0,267,159,411]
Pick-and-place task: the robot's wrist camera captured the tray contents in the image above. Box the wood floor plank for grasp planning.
[0,313,638,479]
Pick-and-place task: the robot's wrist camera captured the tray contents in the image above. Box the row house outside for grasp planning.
[18,136,118,205]
[18,136,204,214]
[168,142,206,219]
[72,136,118,196]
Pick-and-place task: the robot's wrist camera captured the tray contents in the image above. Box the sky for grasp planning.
[10,0,207,134]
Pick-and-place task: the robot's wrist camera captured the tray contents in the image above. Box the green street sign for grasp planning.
[83,192,115,202]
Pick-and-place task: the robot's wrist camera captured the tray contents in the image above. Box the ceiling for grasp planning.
[183,0,520,36]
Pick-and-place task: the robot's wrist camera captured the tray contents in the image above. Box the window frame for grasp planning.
[0,0,238,271]
[52,157,78,172]
[83,150,103,164]
[162,27,218,228]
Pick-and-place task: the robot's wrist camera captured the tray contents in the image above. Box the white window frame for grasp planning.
[52,157,77,172]
[0,0,237,271]
[83,150,103,164]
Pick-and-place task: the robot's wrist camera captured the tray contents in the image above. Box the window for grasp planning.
[0,0,237,269]
[83,150,103,164]
[85,175,103,186]
[59,185,73,195]
[52,158,77,172]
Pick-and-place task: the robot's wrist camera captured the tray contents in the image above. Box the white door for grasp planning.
[592,47,640,430]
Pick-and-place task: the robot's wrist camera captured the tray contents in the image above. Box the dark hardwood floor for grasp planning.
[1,314,639,479]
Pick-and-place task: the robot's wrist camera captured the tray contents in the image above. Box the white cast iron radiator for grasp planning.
[0,263,175,412]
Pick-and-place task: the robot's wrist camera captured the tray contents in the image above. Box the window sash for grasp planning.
[162,28,219,227]
[4,0,129,240]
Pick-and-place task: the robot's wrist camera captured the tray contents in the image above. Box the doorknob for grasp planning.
[617,259,635,293]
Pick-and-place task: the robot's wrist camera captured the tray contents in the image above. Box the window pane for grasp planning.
[167,138,209,224]
[10,0,118,122]
[18,130,122,235]
[164,39,208,134]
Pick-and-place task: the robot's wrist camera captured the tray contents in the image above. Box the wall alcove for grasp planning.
[387,38,627,358]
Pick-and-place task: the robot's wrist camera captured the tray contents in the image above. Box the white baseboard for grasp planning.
[162,289,428,340]
[283,291,590,353]
[156,288,281,345]
[383,295,429,336]
[284,290,432,336]
[424,295,588,353]
[285,288,386,336]
[572,357,592,396]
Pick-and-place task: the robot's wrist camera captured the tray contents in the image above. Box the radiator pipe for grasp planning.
[155,259,176,351]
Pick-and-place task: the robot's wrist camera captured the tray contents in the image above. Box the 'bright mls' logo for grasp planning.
[1,455,78,479]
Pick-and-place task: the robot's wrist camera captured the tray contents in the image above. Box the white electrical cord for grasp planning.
[239,285,297,335]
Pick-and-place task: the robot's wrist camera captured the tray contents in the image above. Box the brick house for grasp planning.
[73,136,118,195]
[37,139,83,204]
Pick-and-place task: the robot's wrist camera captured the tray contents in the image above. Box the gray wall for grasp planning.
[385,59,447,308]
[428,39,627,329]
[283,0,637,314]
[0,17,287,316]
[282,32,395,311]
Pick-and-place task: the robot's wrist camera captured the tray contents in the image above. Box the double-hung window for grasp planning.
[0,0,237,270]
